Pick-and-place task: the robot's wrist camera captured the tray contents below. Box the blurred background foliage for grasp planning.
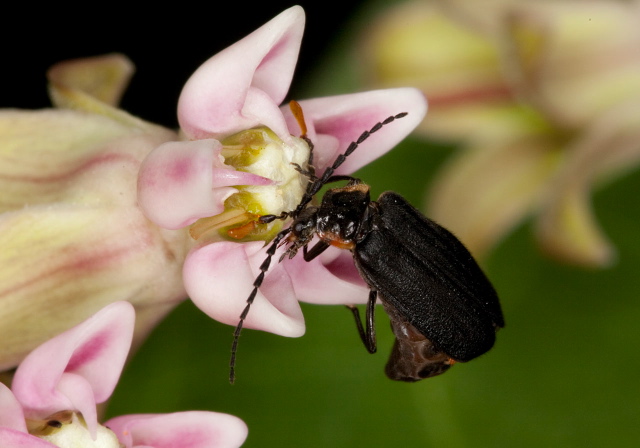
[5,0,640,446]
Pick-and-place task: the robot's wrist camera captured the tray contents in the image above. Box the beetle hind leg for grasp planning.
[347,289,378,354]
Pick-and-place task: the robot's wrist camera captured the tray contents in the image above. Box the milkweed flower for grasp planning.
[360,0,640,267]
[0,301,248,448]
[137,6,427,337]
[0,54,189,371]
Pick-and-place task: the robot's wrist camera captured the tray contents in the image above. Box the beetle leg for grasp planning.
[259,212,290,224]
[347,289,378,354]
[302,240,330,261]
[291,162,318,181]
[323,175,362,185]
[366,289,377,352]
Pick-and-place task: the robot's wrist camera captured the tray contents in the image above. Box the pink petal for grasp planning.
[283,245,370,305]
[12,302,135,436]
[0,384,27,433]
[105,412,248,448]
[178,6,305,141]
[138,140,271,229]
[183,241,305,337]
[0,429,58,448]
[283,87,427,174]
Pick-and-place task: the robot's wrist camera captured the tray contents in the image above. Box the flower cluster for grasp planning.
[1,5,428,446]
[137,6,427,337]
[361,0,640,267]
[0,302,247,448]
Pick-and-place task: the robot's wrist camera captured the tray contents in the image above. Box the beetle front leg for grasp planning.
[302,240,330,261]
[347,289,378,354]
[324,175,362,186]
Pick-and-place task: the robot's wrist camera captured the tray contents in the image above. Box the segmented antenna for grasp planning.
[229,108,408,383]
[229,227,291,384]
[297,112,407,212]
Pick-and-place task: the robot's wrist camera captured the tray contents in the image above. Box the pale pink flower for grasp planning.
[0,302,247,448]
[137,6,427,337]
[0,54,188,371]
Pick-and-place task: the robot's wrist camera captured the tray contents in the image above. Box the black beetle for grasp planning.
[229,102,504,383]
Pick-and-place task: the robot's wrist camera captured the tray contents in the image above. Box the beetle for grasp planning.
[229,102,504,383]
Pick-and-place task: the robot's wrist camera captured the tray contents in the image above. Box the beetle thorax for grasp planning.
[315,183,371,250]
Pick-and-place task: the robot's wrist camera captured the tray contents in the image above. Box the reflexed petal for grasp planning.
[505,0,640,129]
[283,88,427,174]
[284,246,369,305]
[0,383,27,433]
[137,140,270,229]
[427,132,560,256]
[184,241,305,337]
[0,204,187,370]
[105,412,248,448]
[0,429,58,448]
[12,302,134,436]
[536,181,614,268]
[536,100,640,267]
[178,6,305,141]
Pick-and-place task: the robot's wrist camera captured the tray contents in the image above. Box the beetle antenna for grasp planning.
[230,226,292,384]
[299,112,408,210]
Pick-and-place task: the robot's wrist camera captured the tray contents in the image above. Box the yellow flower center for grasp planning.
[28,411,122,448]
[189,127,310,243]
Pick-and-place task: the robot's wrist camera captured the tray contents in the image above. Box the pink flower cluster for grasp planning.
[0,302,247,447]
[0,6,427,447]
